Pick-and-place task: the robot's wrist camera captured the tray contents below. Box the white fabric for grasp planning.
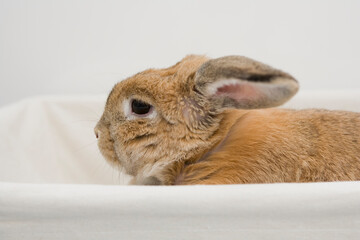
[1,91,360,239]
[1,182,360,240]
[0,95,128,185]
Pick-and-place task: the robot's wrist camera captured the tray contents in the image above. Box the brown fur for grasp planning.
[95,55,360,185]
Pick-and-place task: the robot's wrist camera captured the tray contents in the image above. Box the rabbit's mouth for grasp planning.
[96,129,121,170]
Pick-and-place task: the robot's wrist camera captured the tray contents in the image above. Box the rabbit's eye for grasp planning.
[131,99,152,115]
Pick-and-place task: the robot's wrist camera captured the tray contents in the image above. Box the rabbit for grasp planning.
[95,55,360,185]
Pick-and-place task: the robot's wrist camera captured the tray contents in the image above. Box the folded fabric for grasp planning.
[0,91,360,240]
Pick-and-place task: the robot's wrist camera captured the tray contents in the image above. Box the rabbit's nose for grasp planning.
[94,127,100,139]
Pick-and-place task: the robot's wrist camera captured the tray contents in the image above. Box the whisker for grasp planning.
[74,140,97,153]
[70,119,99,123]
[52,120,100,131]
[81,106,103,119]
[88,156,124,185]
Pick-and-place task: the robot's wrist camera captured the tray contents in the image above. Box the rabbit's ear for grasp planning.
[194,56,299,109]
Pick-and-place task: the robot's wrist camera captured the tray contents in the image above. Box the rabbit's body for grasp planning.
[164,108,360,185]
[96,55,360,185]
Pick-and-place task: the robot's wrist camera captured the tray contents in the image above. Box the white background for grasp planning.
[1,0,359,106]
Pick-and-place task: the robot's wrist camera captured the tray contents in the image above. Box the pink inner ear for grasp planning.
[215,83,260,101]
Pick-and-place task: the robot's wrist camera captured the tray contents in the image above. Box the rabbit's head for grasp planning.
[95,55,298,184]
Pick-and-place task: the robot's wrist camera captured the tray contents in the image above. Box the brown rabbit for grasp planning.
[95,55,360,185]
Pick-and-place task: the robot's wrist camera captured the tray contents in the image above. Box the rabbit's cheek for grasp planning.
[97,136,119,168]
[113,139,159,176]
[113,143,135,175]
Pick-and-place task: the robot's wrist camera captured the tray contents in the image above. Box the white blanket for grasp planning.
[1,91,360,239]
